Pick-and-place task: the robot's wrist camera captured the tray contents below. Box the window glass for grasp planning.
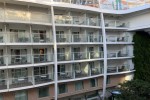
[39,87,49,98]
[90,78,97,87]
[106,76,111,84]
[58,84,67,94]
[15,91,27,100]
[75,81,83,91]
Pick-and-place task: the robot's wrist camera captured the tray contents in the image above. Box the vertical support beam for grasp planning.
[51,6,58,100]
[100,12,108,100]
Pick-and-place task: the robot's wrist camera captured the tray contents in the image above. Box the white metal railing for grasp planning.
[53,0,99,8]
[55,15,101,26]
[107,65,130,73]
[58,71,73,80]
[107,51,128,58]
[9,76,33,88]
[0,8,52,24]
[107,36,129,42]
[34,73,54,84]
[105,20,129,28]
[56,34,103,43]
[33,53,54,63]
[8,54,32,65]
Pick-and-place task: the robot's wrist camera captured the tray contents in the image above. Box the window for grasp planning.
[75,81,84,91]
[90,78,98,87]
[32,30,46,42]
[38,87,49,98]
[11,68,27,78]
[34,66,48,75]
[15,91,27,100]
[106,76,111,84]
[58,84,67,94]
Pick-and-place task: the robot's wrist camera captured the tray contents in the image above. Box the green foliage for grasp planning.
[133,32,150,82]
[117,79,150,100]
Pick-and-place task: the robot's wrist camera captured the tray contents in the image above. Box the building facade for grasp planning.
[1,0,150,100]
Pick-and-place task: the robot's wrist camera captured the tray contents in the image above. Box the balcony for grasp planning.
[107,65,130,73]
[33,53,53,63]
[58,71,73,80]
[107,51,128,58]
[74,70,89,78]
[8,32,30,43]
[53,0,99,8]
[57,51,103,61]
[90,67,103,76]
[107,36,129,42]
[9,54,31,65]
[105,20,129,28]
[0,79,7,90]
[2,9,52,24]
[32,35,51,43]
[0,33,4,43]
[0,56,5,66]
[55,15,100,26]
[9,76,33,88]
[56,34,102,43]
[34,73,54,84]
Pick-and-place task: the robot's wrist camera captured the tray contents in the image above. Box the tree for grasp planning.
[133,32,150,82]
[116,79,150,100]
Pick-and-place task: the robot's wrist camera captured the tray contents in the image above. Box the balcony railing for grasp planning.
[8,32,31,43]
[107,51,128,58]
[0,56,5,66]
[53,0,99,8]
[107,65,130,73]
[0,79,7,90]
[34,73,54,84]
[74,70,89,78]
[90,67,103,76]
[55,15,101,26]
[56,34,102,43]
[8,54,32,65]
[105,20,129,28]
[58,71,73,80]
[107,36,129,42]
[9,76,33,89]
[33,53,53,63]
[1,9,52,24]
[57,51,103,61]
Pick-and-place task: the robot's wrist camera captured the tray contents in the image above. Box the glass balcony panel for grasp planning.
[0,32,4,43]
[71,52,87,60]
[30,12,51,23]
[34,73,53,84]
[116,20,128,28]
[55,15,72,24]
[87,34,102,42]
[107,52,117,58]
[86,17,100,26]
[33,53,53,63]
[9,76,33,88]
[118,65,130,72]
[5,9,29,21]
[9,32,30,43]
[107,67,117,73]
[32,34,50,43]
[57,53,66,61]
[0,79,7,90]
[74,70,89,78]
[105,20,116,27]
[9,54,31,65]
[72,16,86,25]
[56,34,69,42]
[90,67,102,76]
[0,56,6,66]
[88,51,104,59]
[58,71,73,80]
